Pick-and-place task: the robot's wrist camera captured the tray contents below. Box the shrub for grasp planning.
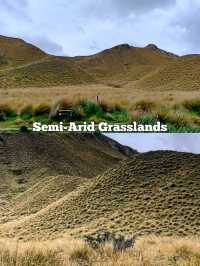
[157,110,192,128]
[136,113,157,125]
[134,100,157,113]
[182,99,200,115]
[20,125,29,132]
[81,100,103,117]
[106,110,130,122]
[100,101,124,113]
[20,105,34,120]
[34,104,51,117]
[0,104,17,121]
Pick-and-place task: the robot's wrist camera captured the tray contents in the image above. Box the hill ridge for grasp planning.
[0,145,199,240]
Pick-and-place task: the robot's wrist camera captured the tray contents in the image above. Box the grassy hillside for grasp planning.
[72,44,176,83]
[0,35,46,67]
[135,55,200,91]
[0,36,177,88]
[0,58,95,88]
[0,133,135,203]
[0,35,200,91]
[0,145,199,240]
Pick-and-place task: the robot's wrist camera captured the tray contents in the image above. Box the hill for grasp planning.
[133,54,200,91]
[72,43,176,83]
[0,35,176,88]
[0,133,135,203]
[1,35,200,92]
[0,35,46,67]
[0,145,199,240]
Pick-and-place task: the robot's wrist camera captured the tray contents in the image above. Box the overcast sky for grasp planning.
[0,0,200,56]
[107,134,200,154]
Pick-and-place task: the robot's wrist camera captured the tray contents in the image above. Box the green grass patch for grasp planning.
[0,104,17,122]
[1,99,200,132]
[20,105,34,120]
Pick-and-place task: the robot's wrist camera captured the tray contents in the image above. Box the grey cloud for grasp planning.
[172,3,200,54]
[112,0,176,14]
[0,0,199,56]
[82,0,176,18]
[26,36,64,55]
[0,0,30,21]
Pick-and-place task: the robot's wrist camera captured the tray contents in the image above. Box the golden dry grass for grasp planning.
[1,84,200,111]
[0,236,200,266]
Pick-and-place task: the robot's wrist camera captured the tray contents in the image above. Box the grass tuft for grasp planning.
[20,105,34,120]
[34,103,51,117]
[182,99,200,115]
[0,104,17,121]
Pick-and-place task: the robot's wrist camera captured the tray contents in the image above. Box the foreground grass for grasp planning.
[0,98,200,132]
[0,236,200,266]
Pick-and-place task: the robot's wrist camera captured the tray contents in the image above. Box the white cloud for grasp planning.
[107,134,200,154]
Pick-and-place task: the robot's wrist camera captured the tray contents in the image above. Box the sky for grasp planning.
[107,134,200,154]
[0,0,200,56]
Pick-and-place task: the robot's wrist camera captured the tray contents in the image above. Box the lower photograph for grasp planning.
[0,132,199,266]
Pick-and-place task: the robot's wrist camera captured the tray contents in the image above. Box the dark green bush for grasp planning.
[0,104,17,121]
[20,105,34,120]
[183,99,200,115]
[80,100,103,117]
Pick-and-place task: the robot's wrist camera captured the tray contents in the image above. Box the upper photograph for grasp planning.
[0,0,200,133]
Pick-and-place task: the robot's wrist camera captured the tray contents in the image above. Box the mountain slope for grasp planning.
[134,54,200,91]
[0,133,136,202]
[0,36,177,87]
[1,34,200,92]
[72,44,176,83]
[0,35,46,67]
[0,150,199,240]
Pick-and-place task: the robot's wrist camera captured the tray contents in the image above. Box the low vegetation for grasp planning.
[0,236,200,266]
[0,98,200,132]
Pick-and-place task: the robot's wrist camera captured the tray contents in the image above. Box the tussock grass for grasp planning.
[134,100,157,113]
[183,99,200,115]
[33,103,51,117]
[20,105,34,120]
[0,236,200,266]
[1,97,200,132]
[0,104,17,121]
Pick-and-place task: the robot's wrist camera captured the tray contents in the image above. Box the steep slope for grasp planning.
[1,150,199,240]
[134,55,200,91]
[0,35,46,67]
[0,133,136,202]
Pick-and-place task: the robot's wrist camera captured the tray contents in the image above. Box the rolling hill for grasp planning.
[0,35,200,91]
[0,134,199,241]
[0,133,135,203]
